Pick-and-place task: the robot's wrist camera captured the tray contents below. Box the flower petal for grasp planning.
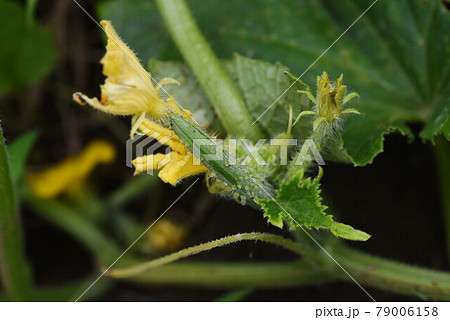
[158,153,208,185]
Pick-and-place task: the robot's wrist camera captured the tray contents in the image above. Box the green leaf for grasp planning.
[97,0,171,62]
[330,223,370,242]
[227,55,311,139]
[148,59,217,129]
[100,0,449,165]
[256,168,370,241]
[0,0,55,95]
[194,0,449,163]
[7,130,38,186]
[151,55,312,139]
[151,57,359,164]
[152,57,360,165]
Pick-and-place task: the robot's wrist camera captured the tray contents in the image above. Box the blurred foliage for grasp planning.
[214,288,253,302]
[7,130,38,186]
[26,139,116,198]
[100,0,450,165]
[0,0,55,95]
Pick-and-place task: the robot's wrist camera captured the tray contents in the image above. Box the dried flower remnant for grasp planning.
[72,20,180,137]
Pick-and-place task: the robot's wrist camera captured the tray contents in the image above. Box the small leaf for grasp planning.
[7,130,38,185]
[256,168,370,241]
[263,209,283,229]
[330,223,370,242]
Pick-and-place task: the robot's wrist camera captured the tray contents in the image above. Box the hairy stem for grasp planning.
[155,0,265,140]
[112,260,337,288]
[434,137,450,262]
[108,232,314,278]
[109,229,450,299]
[328,242,450,300]
[0,124,31,300]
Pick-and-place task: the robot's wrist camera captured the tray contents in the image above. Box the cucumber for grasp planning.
[170,113,274,205]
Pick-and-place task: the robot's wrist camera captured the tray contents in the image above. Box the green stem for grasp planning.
[285,123,328,180]
[328,242,450,300]
[0,124,31,300]
[110,232,450,299]
[434,137,450,262]
[155,0,265,140]
[114,260,337,288]
[108,232,314,278]
[25,0,38,26]
[214,288,254,302]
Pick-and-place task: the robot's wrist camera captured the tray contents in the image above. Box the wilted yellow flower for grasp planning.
[72,20,208,185]
[148,219,188,253]
[293,72,360,130]
[132,118,208,185]
[27,140,116,198]
[72,20,179,135]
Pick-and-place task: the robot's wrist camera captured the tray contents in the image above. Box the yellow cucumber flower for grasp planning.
[27,140,116,198]
[132,118,208,185]
[72,20,179,128]
[72,20,208,185]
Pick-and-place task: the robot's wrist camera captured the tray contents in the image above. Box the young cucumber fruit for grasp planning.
[170,113,274,205]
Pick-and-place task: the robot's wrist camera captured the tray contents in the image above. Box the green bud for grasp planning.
[316,72,347,122]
